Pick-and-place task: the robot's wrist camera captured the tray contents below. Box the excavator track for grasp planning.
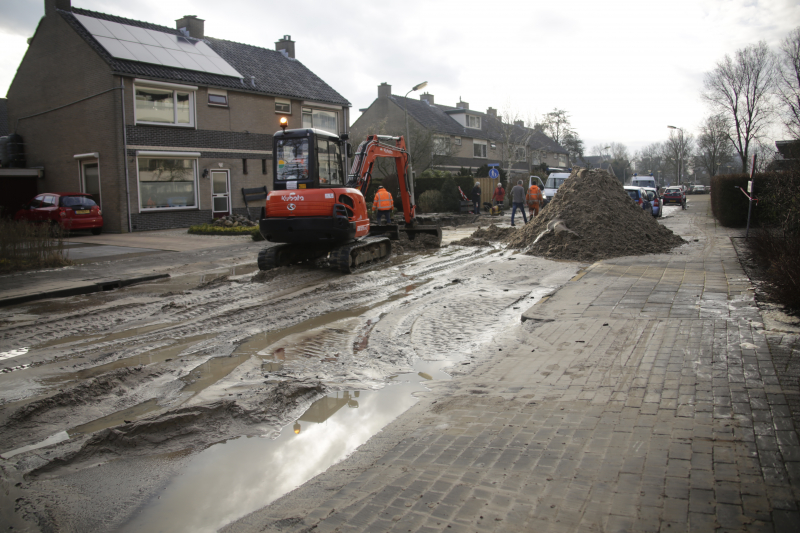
[330,236,392,274]
[257,244,329,271]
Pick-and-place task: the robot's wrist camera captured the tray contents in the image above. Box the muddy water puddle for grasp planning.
[68,398,162,438]
[119,360,453,533]
[40,333,216,386]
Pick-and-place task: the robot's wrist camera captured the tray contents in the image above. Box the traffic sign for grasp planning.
[488,168,499,179]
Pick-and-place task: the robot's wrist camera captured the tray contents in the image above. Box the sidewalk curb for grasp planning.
[0,273,170,308]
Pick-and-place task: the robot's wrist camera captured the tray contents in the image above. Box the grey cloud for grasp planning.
[0,0,43,37]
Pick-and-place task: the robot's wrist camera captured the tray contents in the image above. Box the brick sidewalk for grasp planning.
[225,198,800,533]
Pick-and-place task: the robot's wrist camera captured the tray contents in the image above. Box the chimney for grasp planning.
[456,99,469,110]
[45,0,71,16]
[175,15,205,39]
[420,92,434,105]
[378,82,392,99]
[514,120,524,127]
[275,35,295,59]
[486,107,497,118]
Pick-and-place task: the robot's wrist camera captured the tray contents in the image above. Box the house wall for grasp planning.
[7,11,126,232]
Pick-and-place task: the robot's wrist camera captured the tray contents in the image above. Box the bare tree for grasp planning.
[494,106,536,178]
[590,144,610,158]
[663,128,695,184]
[702,41,777,172]
[752,140,778,172]
[634,142,667,185]
[561,131,584,163]
[777,26,800,139]
[541,109,575,144]
[697,114,735,176]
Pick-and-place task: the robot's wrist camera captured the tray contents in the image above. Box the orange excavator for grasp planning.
[257,129,441,273]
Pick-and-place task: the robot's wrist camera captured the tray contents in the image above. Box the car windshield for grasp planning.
[275,138,310,181]
[626,190,640,200]
[545,177,567,189]
[60,196,97,208]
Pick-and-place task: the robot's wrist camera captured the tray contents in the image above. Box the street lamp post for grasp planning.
[667,125,683,187]
[404,81,428,207]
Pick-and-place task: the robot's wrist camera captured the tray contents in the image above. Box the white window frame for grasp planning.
[135,151,201,212]
[433,135,450,156]
[275,98,292,114]
[515,146,526,161]
[454,137,462,146]
[133,79,197,128]
[467,115,481,129]
[473,140,487,159]
[207,88,228,107]
[302,107,338,134]
[490,142,496,150]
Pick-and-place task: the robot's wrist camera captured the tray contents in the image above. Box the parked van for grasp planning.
[630,175,657,190]
[543,172,570,205]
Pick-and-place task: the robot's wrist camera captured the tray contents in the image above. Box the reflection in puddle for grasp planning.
[0,347,29,362]
[119,361,452,533]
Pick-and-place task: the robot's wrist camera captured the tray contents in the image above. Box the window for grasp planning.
[276,138,310,181]
[317,138,344,185]
[490,142,496,150]
[275,99,291,113]
[302,107,338,134]
[138,157,198,209]
[558,154,567,166]
[208,89,228,106]
[467,115,481,129]
[135,84,195,126]
[515,147,526,161]
[473,141,487,158]
[433,136,450,156]
[454,137,462,146]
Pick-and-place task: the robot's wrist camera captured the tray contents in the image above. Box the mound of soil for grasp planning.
[505,169,684,261]
[392,231,441,254]
[452,224,517,247]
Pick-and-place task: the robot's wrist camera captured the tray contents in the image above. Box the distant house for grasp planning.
[351,83,568,179]
[771,140,800,171]
[5,0,350,232]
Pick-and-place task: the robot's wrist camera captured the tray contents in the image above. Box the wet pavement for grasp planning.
[223,196,800,533]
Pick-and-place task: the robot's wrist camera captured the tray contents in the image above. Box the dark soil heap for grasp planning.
[452,224,517,247]
[504,168,685,261]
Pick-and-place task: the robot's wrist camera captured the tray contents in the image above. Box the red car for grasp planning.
[662,187,686,210]
[15,192,103,234]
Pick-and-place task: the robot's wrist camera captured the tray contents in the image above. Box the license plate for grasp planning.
[75,210,90,214]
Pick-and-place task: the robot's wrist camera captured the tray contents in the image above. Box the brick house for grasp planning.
[6,0,350,232]
[351,83,568,179]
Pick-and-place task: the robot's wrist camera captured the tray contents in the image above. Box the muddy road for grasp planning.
[0,230,580,532]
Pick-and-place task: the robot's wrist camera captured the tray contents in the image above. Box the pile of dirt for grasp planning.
[392,231,441,254]
[452,224,517,247]
[505,168,684,261]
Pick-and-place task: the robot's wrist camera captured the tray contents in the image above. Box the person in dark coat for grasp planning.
[471,182,481,215]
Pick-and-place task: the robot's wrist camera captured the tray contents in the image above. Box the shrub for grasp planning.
[439,177,461,212]
[748,227,800,312]
[188,224,256,236]
[710,172,778,227]
[0,220,71,272]
[417,190,443,213]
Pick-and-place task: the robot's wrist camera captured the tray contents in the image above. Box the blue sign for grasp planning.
[488,168,499,179]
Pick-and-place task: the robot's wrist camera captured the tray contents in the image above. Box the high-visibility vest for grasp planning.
[373,188,393,211]
[527,185,543,204]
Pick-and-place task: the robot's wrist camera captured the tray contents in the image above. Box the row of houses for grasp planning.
[1,0,570,233]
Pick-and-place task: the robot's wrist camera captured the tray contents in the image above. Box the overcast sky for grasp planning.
[1,0,798,154]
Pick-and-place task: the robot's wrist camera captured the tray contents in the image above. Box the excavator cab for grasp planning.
[273,129,346,191]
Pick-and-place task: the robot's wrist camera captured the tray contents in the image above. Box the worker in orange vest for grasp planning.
[526,182,544,218]
[372,185,394,225]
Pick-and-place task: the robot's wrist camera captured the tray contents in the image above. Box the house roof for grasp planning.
[0,99,8,137]
[59,8,350,106]
[389,95,568,154]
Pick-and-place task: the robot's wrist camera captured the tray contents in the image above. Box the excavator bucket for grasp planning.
[400,224,442,246]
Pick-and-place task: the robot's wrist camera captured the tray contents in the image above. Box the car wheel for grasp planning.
[91,226,103,236]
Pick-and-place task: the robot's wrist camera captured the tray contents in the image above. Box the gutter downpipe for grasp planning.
[120,77,132,233]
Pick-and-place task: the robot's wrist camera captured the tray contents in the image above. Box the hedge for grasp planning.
[365,176,476,212]
[710,172,778,227]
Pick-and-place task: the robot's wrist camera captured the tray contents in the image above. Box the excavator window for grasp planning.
[317,138,344,186]
[275,138,310,182]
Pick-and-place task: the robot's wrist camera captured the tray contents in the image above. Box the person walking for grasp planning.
[372,185,394,225]
[492,182,505,207]
[471,181,481,215]
[526,181,543,218]
[510,180,528,226]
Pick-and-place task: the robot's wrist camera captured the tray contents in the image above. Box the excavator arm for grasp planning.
[347,135,417,224]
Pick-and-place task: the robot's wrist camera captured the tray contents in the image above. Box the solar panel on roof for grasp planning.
[74,13,243,78]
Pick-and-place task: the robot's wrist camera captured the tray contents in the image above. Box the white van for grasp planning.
[543,172,570,204]
[630,175,657,190]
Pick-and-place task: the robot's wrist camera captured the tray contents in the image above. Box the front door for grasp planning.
[211,170,231,218]
[81,161,102,208]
